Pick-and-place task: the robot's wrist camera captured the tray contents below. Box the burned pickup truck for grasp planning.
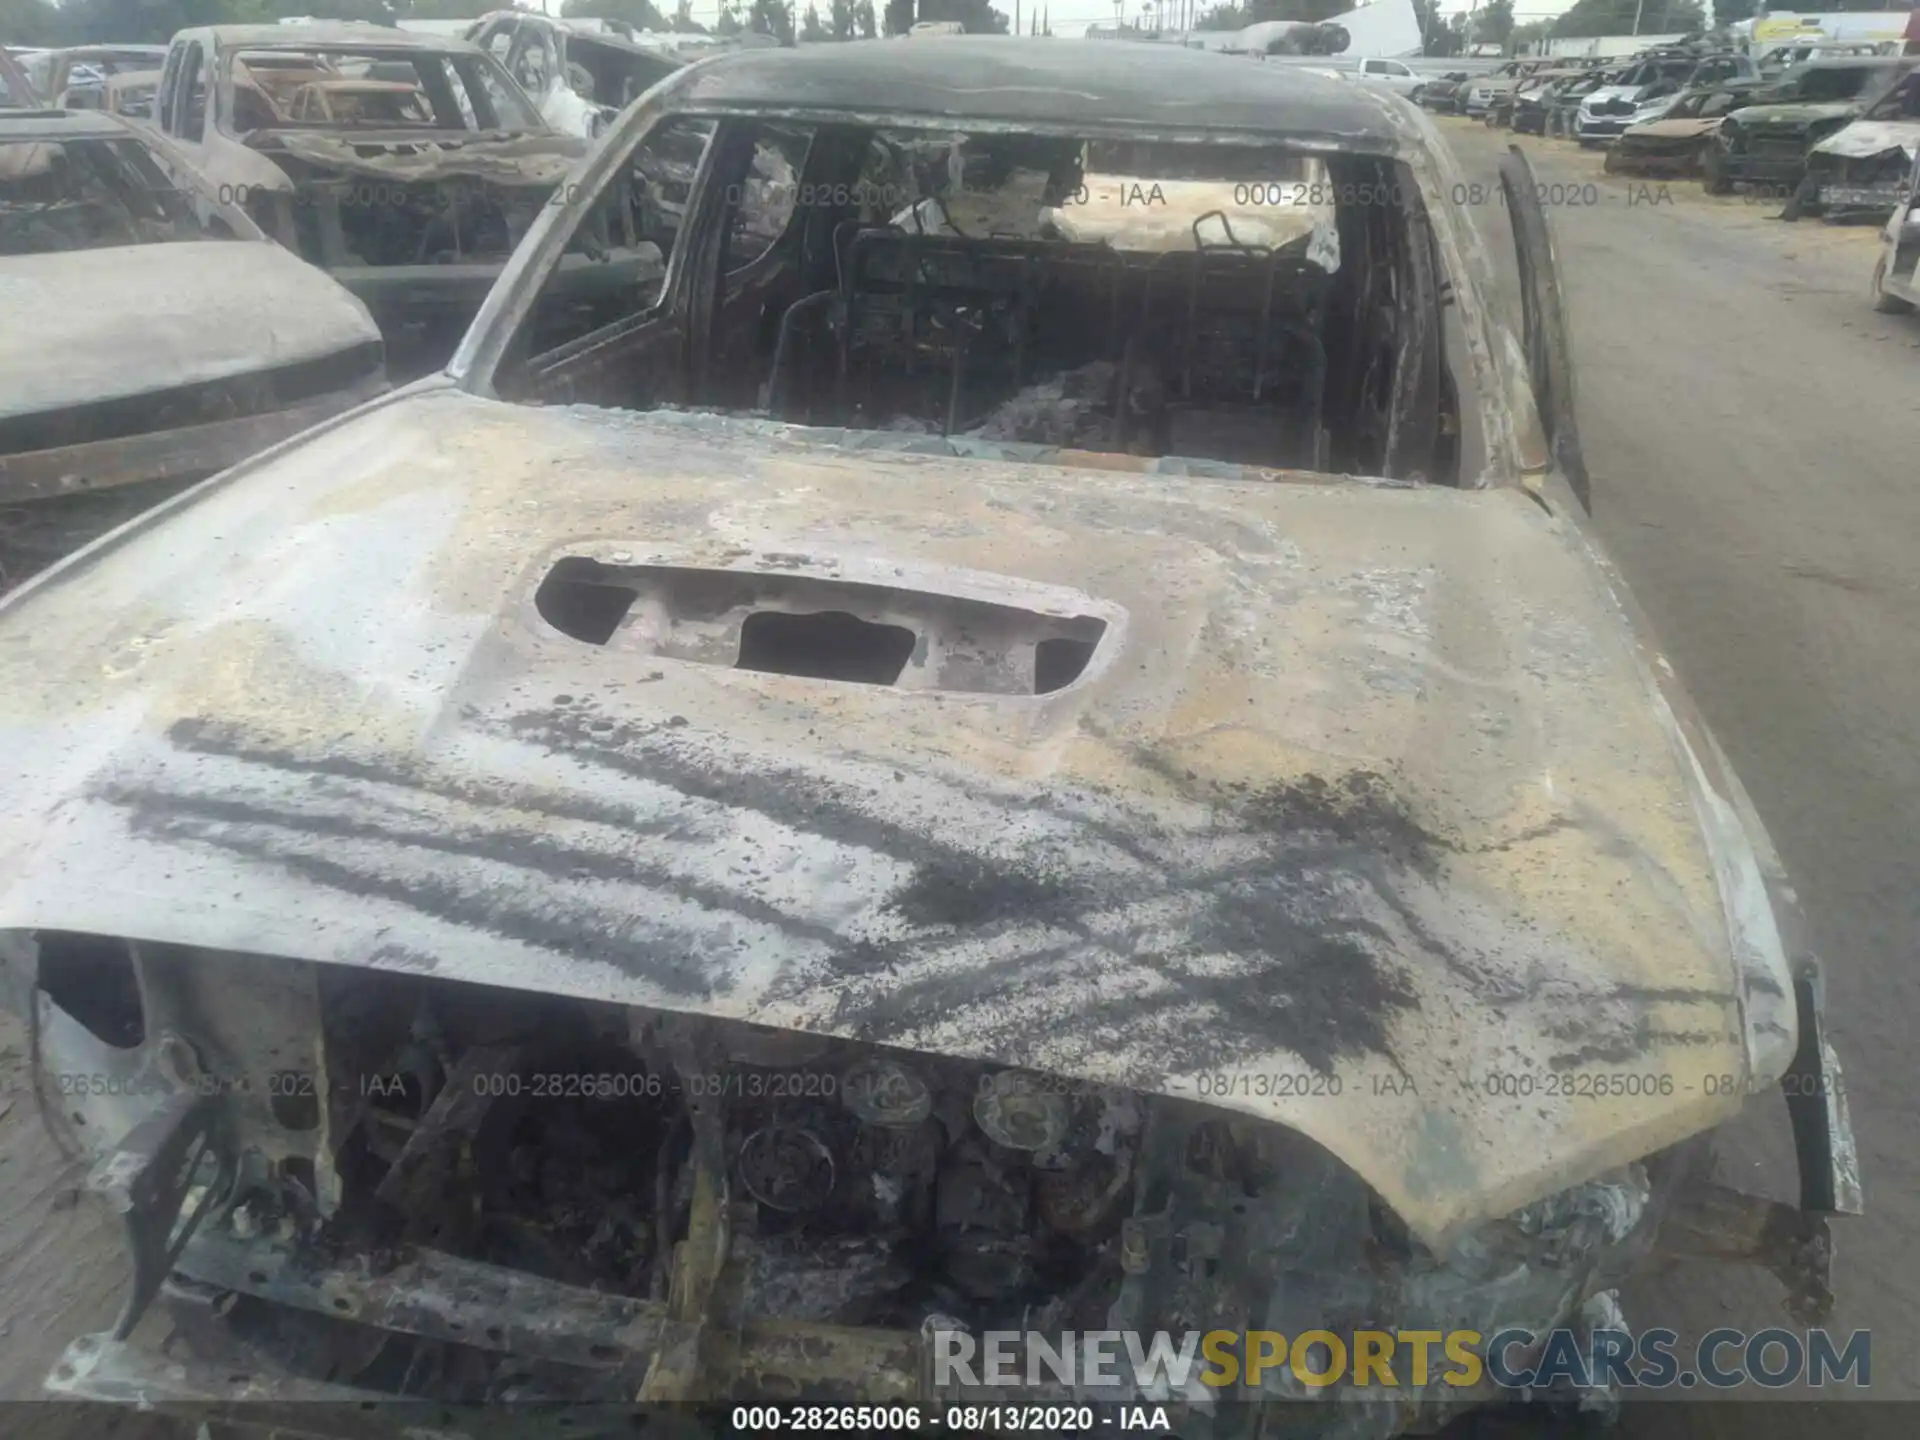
[0,39,1859,1438]
[466,12,703,140]
[18,45,168,112]
[1605,79,1768,178]
[0,108,385,509]
[142,23,654,344]
[1706,55,1917,199]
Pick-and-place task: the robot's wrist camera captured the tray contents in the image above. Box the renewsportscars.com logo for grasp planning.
[931,1327,1871,1392]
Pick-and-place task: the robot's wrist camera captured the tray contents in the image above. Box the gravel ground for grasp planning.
[1439,119,1916,1433]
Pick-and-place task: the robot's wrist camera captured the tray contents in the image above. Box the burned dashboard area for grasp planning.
[501,116,1463,487]
[13,933,1678,1433]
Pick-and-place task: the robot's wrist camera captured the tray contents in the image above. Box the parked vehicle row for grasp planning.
[1459,44,1920,322]
[1572,47,1757,146]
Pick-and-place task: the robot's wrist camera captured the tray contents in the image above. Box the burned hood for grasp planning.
[1582,84,1645,108]
[0,392,1783,1249]
[1810,117,1920,162]
[1732,99,1862,130]
[269,129,585,187]
[0,240,380,425]
[1621,116,1721,142]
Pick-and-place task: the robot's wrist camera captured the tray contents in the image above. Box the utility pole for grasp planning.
[1631,0,1645,36]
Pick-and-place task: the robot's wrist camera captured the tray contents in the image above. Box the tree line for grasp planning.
[1,0,1752,57]
[0,0,1017,47]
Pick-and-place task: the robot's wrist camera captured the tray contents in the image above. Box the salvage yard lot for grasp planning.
[0,103,1913,1436]
[1443,116,1920,1429]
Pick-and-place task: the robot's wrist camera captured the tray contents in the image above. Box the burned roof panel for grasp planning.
[669,36,1402,144]
[190,23,490,55]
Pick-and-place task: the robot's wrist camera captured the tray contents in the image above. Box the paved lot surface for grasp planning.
[0,115,1912,1433]
[1438,119,1915,1431]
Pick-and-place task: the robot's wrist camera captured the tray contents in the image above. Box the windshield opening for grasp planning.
[1793,67,1879,103]
[487,114,1470,488]
[225,46,540,135]
[1865,72,1920,122]
[0,136,234,256]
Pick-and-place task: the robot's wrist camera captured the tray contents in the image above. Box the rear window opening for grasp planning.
[501,118,1470,487]
[534,558,1109,697]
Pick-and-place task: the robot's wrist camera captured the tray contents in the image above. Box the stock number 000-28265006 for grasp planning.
[731,1405,1102,1431]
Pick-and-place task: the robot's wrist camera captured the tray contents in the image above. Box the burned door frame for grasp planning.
[149,41,227,226]
[695,120,820,411]
[1497,144,1591,511]
[471,13,520,69]
[504,18,561,111]
[509,115,724,407]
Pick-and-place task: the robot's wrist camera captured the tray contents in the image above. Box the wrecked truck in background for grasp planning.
[0,39,1860,1436]
[1790,68,1920,222]
[1706,56,1917,199]
[142,23,655,350]
[466,12,711,140]
[1605,80,1769,178]
[18,45,168,112]
[0,108,385,507]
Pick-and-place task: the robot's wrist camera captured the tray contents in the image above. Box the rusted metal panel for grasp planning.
[276,129,582,187]
[177,1231,667,1367]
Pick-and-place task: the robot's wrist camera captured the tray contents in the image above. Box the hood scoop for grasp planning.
[534,557,1111,697]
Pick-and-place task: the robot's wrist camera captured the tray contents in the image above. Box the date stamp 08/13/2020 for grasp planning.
[14,1063,1838,1108]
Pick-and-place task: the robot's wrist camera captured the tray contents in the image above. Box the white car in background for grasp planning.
[1868,143,1920,312]
[1272,55,1422,98]
[1351,57,1422,96]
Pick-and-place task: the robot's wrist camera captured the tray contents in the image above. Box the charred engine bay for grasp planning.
[183,972,1318,1401]
[34,947,1676,1419]
[330,985,1157,1320]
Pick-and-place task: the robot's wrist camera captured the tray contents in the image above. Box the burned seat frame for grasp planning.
[765,216,1332,466]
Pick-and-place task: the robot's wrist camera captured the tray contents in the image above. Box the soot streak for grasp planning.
[133,711,1694,1086]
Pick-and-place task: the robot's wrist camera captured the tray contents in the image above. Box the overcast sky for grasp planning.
[658,0,1586,42]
